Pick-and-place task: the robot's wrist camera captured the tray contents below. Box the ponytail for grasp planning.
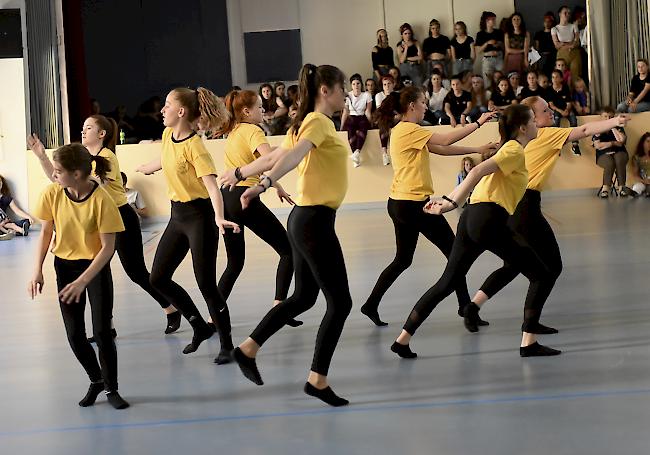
[89,114,118,152]
[53,143,112,182]
[292,63,345,133]
[172,87,230,134]
[214,89,259,136]
[498,104,533,144]
[374,85,423,132]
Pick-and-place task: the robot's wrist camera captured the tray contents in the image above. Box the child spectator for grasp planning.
[519,70,543,100]
[616,58,650,113]
[365,78,378,113]
[286,84,299,119]
[450,21,475,75]
[508,71,523,97]
[0,174,34,239]
[468,74,491,121]
[534,12,557,76]
[443,75,473,127]
[424,70,449,125]
[555,58,572,86]
[375,75,396,108]
[341,73,373,168]
[120,172,148,220]
[389,66,404,91]
[457,156,476,207]
[259,83,288,135]
[488,78,517,112]
[631,132,650,196]
[572,78,590,115]
[593,107,632,197]
[537,73,551,100]
[548,69,580,154]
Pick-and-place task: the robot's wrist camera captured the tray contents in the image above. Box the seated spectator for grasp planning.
[431,62,451,90]
[508,71,523,97]
[631,132,650,196]
[274,81,287,105]
[443,75,473,127]
[458,70,473,92]
[389,66,404,91]
[341,74,373,168]
[490,70,505,92]
[375,75,396,108]
[457,156,476,207]
[372,29,395,80]
[286,84,299,119]
[593,107,632,197]
[450,21,475,76]
[534,12,557,77]
[365,78,378,113]
[424,70,449,125]
[519,70,544,100]
[373,86,400,165]
[555,58,572,86]
[132,96,164,141]
[572,78,590,115]
[121,172,148,220]
[538,73,551,100]
[552,6,582,80]
[0,175,33,239]
[396,23,424,88]
[504,12,530,74]
[548,69,580,154]
[259,83,288,135]
[468,74,491,121]
[423,19,451,79]
[616,58,650,113]
[488,78,517,112]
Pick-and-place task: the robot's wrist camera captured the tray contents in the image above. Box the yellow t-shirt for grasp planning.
[34,182,125,260]
[224,123,268,187]
[525,127,573,191]
[389,121,434,201]
[93,147,128,207]
[161,127,218,202]
[470,140,528,215]
[281,112,348,209]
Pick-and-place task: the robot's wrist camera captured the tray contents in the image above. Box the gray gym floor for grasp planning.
[1,192,649,455]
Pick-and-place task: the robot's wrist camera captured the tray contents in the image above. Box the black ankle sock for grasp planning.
[233,347,263,385]
[165,311,182,334]
[304,382,349,407]
[459,305,489,326]
[361,306,388,327]
[286,317,304,327]
[214,347,234,365]
[523,322,558,334]
[88,328,117,344]
[79,381,104,407]
[207,321,217,333]
[390,341,417,358]
[183,319,214,354]
[106,391,130,409]
[519,342,562,357]
[463,303,481,333]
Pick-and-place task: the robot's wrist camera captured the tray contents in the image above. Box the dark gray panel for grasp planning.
[244,29,302,83]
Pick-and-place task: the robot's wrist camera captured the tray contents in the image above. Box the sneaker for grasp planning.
[351,150,361,167]
[599,188,609,199]
[571,143,582,155]
[382,152,391,166]
[0,231,15,241]
[619,186,633,197]
[18,220,30,237]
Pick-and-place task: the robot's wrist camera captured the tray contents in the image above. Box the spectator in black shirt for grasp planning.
[443,75,472,127]
[372,29,394,81]
[476,11,504,86]
[519,70,544,100]
[548,69,580,154]
[537,73,551,100]
[488,78,517,112]
[594,107,632,197]
[616,58,650,113]
[450,21,475,76]
[422,19,451,80]
[396,23,424,88]
[533,12,557,77]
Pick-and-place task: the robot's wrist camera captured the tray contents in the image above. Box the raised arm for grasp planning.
[429,111,497,145]
[566,114,630,142]
[27,134,55,182]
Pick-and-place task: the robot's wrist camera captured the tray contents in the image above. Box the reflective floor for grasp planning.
[1,193,649,454]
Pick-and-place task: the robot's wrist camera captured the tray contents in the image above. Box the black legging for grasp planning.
[149,198,230,336]
[116,203,172,310]
[364,198,471,313]
[218,187,293,301]
[479,189,563,304]
[249,205,352,375]
[54,257,118,391]
[403,202,554,335]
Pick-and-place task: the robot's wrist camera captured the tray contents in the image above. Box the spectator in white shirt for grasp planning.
[341,73,373,168]
[121,172,148,221]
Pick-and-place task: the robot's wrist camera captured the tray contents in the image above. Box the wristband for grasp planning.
[442,195,459,209]
[475,120,481,128]
[234,167,244,181]
[260,174,273,190]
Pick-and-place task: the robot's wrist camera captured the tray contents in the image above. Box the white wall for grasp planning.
[228,0,515,87]
[0,59,28,207]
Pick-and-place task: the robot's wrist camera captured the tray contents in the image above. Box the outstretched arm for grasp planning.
[567,115,630,143]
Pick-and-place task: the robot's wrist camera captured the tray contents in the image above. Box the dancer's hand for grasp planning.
[615,114,631,126]
[28,272,44,299]
[480,142,499,160]
[478,111,498,125]
[59,279,87,304]
[275,184,295,205]
[241,184,265,209]
[215,218,240,235]
[27,134,46,157]
[217,169,239,190]
[424,198,455,215]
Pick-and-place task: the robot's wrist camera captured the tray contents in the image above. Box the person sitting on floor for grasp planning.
[0,174,34,240]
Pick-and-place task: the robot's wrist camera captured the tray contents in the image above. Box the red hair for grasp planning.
[216,90,260,136]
